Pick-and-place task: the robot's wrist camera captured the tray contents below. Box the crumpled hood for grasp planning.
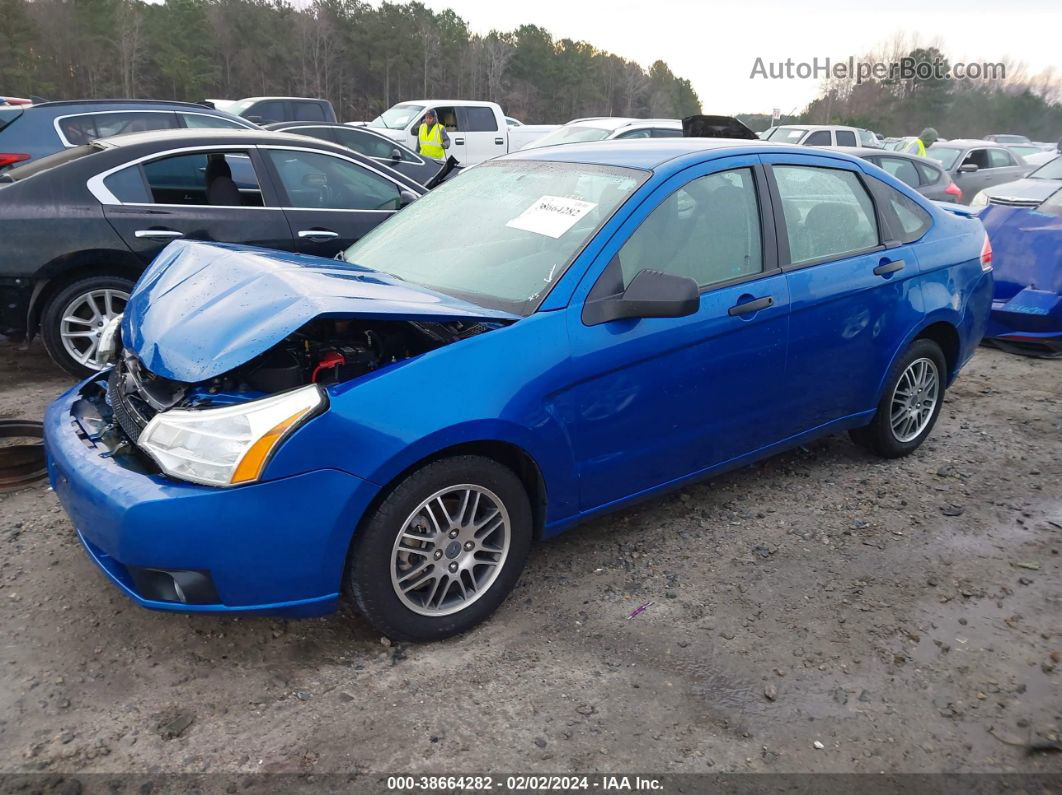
[122,241,518,383]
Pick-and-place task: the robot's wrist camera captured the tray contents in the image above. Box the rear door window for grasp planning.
[615,128,652,139]
[835,130,857,147]
[773,165,879,264]
[651,128,683,138]
[141,151,262,206]
[58,111,178,145]
[803,130,832,146]
[461,106,498,132]
[292,102,327,122]
[987,148,1015,168]
[246,101,286,123]
[877,156,921,188]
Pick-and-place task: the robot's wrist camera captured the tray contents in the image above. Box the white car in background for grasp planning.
[766,124,881,148]
[365,100,558,165]
[522,117,686,150]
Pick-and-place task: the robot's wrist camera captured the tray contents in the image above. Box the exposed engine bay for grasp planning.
[107,317,497,442]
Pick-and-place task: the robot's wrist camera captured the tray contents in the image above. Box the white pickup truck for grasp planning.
[362,100,558,165]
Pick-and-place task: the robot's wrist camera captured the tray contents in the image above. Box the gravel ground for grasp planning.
[0,338,1059,777]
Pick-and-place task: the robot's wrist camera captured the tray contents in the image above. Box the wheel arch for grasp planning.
[874,316,962,407]
[26,250,142,337]
[356,440,548,544]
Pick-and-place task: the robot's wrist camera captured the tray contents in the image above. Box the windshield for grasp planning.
[1029,156,1062,180]
[341,160,646,314]
[226,99,258,116]
[766,127,807,143]
[369,104,425,130]
[523,125,613,149]
[926,146,961,170]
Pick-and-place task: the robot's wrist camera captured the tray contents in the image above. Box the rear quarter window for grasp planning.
[867,178,932,244]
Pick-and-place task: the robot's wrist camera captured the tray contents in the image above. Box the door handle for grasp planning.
[298,229,339,240]
[495,137,504,145]
[873,259,905,276]
[728,296,773,316]
[454,137,465,145]
[134,229,183,240]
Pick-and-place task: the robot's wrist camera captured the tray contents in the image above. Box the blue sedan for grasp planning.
[45,140,993,641]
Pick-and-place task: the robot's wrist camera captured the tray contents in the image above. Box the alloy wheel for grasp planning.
[58,288,128,371]
[390,484,510,617]
[889,357,940,443]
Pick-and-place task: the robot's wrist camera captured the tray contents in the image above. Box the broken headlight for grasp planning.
[138,384,325,487]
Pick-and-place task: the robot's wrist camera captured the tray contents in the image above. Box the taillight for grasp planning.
[980,233,993,272]
[945,180,962,199]
[0,153,30,169]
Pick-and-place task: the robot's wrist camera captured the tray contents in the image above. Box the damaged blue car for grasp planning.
[45,141,993,641]
[976,159,1062,356]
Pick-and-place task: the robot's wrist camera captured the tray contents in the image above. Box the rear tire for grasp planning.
[40,275,133,378]
[347,455,532,642]
[849,339,947,458]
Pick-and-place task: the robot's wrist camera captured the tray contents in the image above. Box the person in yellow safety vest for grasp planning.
[904,127,939,157]
[416,109,450,161]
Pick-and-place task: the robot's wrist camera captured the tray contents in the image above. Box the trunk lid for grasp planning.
[122,241,519,383]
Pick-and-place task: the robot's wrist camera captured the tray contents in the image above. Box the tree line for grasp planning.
[0,0,702,123]
[766,38,1062,141]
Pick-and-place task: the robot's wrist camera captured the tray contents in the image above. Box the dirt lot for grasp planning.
[0,339,1059,778]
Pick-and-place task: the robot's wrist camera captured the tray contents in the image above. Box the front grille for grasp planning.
[108,365,150,442]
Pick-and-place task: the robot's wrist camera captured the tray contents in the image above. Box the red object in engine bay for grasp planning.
[312,351,347,383]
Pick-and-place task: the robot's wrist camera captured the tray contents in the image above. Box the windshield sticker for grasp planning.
[506,195,597,238]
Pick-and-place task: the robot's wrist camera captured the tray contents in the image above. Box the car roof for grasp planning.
[506,138,822,170]
[562,117,678,131]
[233,96,328,103]
[27,99,214,111]
[930,139,1001,148]
[94,127,331,149]
[834,146,940,164]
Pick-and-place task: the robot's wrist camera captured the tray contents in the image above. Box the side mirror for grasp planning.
[959,163,979,173]
[390,148,402,161]
[582,269,699,326]
[398,189,419,207]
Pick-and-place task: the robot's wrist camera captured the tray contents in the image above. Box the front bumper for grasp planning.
[45,375,379,616]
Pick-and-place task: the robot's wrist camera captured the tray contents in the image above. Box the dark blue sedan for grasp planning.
[45,140,993,641]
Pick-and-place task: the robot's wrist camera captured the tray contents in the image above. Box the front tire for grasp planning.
[40,275,133,378]
[347,455,532,642]
[849,339,947,458]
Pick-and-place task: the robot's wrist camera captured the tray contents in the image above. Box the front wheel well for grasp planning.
[28,259,140,336]
[914,322,960,381]
[362,442,548,542]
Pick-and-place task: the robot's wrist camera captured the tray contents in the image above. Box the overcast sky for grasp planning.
[411,0,1061,115]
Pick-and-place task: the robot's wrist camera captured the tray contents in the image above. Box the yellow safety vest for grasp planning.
[418,122,445,160]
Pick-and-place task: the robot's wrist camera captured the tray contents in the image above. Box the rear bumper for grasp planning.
[45,376,380,616]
